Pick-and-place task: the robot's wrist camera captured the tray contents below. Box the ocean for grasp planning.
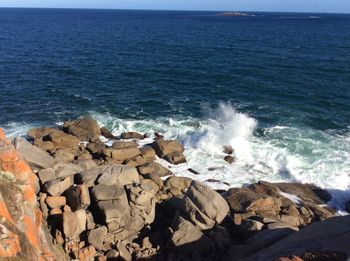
[1,8,349,209]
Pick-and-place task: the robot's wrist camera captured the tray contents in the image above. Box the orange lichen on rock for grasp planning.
[0,223,21,257]
[0,128,55,260]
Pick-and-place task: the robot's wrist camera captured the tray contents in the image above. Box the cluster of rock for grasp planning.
[1,116,349,261]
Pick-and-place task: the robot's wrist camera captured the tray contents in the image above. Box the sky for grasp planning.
[0,0,349,13]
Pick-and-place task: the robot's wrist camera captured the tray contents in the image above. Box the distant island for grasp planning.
[216,12,254,17]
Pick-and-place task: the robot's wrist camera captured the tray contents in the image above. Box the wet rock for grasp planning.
[66,184,91,211]
[180,181,229,230]
[164,151,187,164]
[63,116,101,142]
[152,139,186,165]
[45,196,66,209]
[88,226,108,251]
[224,155,235,164]
[63,209,87,240]
[223,145,234,154]
[121,132,144,140]
[44,176,73,196]
[100,127,115,139]
[14,137,54,169]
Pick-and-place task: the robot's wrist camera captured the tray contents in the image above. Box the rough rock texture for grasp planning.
[63,116,101,142]
[238,215,350,260]
[0,129,56,260]
[180,181,229,230]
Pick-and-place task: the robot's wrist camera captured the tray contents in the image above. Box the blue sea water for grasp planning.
[0,9,350,208]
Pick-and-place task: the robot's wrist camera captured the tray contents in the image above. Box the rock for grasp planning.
[169,216,215,260]
[140,147,156,162]
[86,141,106,157]
[97,165,140,186]
[38,168,56,184]
[267,221,299,231]
[76,151,93,161]
[88,226,108,251]
[63,209,87,240]
[224,188,282,215]
[138,161,172,177]
[121,132,144,140]
[45,196,66,209]
[86,211,96,230]
[73,159,97,170]
[112,141,138,149]
[143,173,164,189]
[123,155,147,167]
[39,192,49,217]
[27,127,59,139]
[116,241,132,261]
[243,216,350,260]
[55,163,84,179]
[164,151,187,165]
[301,251,347,261]
[63,116,101,142]
[34,139,56,152]
[239,219,264,238]
[164,176,192,195]
[0,129,56,259]
[49,208,62,215]
[44,130,80,151]
[76,165,139,187]
[44,176,73,196]
[108,147,141,161]
[78,245,96,261]
[152,139,184,157]
[92,184,126,201]
[100,127,115,139]
[53,148,75,163]
[223,145,234,154]
[66,184,91,211]
[274,182,332,204]
[180,181,230,230]
[106,249,119,259]
[97,194,130,223]
[224,155,235,164]
[14,137,54,169]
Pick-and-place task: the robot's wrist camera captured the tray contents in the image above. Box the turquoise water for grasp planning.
[1,9,349,208]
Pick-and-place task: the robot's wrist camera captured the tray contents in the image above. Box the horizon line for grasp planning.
[0,6,349,15]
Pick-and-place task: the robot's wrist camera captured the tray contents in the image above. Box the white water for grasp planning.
[3,103,350,210]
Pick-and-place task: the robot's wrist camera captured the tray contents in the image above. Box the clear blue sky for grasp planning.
[0,0,349,13]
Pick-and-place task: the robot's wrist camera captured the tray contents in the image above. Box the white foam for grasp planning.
[2,103,350,210]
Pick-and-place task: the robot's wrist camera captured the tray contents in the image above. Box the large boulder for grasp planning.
[180,181,229,230]
[63,116,101,142]
[75,165,139,187]
[13,137,54,170]
[43,130,80,151]
[0,129,57,259]
[241,216,350,260]
[168,216,215,261]
[138,162,172,177]
[63,209,87,240]
[152,139,186,165]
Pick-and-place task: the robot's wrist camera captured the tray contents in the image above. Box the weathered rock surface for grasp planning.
[180,181,229,230]
[63,209,87,240]
[152,139,186,165]
[14,137,54,170]
[63,116,101,142]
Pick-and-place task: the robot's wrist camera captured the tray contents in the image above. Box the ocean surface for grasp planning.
[1,9,350,209]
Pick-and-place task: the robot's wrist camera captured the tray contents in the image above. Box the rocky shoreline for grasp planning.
[0,116,349,260]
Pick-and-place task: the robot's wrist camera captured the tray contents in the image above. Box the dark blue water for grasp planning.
[1,9,350,201]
